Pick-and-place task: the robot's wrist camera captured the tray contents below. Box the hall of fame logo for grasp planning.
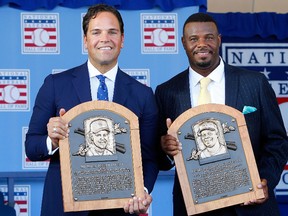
[22,127,49,169]
[123,69,150,86]
[0,185,30,216]
[141,13,177,54]
[21,13,60,54]
[0,70,29,111]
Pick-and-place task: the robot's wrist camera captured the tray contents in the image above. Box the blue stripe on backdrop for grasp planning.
[0,0,207,11]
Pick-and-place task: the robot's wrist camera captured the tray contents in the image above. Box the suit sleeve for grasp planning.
[25,74,57,161]
[256,75,288,190]
[138,88,160,193]
[155,85,176,171]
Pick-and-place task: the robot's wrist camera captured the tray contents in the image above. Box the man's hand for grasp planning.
[161,118,182,157]
[243,179,269,205]
[123,192,152,215]
[47,108,69,150]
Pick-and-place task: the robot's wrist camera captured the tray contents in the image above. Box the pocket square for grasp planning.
[242,106,257,114]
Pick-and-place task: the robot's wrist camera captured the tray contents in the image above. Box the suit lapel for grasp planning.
[224,64,239,108]
[176,70,191,116]
[71,63,92,103]
[112,69,129,105]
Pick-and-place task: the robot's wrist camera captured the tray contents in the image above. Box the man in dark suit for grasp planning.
[25,4,158,216]
[155,12,288,216]
[0,192,16,216]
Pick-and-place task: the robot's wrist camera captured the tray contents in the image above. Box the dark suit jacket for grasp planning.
[155,63,288,216]
[0,192,16,216]
[25,63,159,216]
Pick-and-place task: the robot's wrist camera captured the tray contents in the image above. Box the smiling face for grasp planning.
[182,21,221,76]
[200,129,218,148]
[84,11,124,73]
[92,130,109,149]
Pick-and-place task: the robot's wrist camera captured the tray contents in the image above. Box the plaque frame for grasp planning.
[168,104,265,215]
[59,101,144,212]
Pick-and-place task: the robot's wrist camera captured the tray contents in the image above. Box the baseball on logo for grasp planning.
[2,85,20,103]
[151,28,168,46]
[32,28,49,46]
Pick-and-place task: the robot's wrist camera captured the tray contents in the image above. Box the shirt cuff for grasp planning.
[46,136,59,155]
[167,154,175,165]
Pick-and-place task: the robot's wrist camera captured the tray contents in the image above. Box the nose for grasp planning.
[196,38,207,47]
[100,31,109,42]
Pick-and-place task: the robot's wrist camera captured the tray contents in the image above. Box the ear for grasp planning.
[121,35,124,48]
[84,34,88,49]
[218,34,222,47]
[181,36,186,50]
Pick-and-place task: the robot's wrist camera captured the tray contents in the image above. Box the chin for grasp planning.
[196,60,211,68]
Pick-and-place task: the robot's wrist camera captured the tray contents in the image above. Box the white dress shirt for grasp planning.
[88,60,117,102]
[189,58,226,107]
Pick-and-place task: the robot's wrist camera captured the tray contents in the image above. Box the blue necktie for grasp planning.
[96,75,108,101]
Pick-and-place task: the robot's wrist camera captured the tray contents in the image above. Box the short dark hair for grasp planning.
[183,13,218,35]
[82,4,124,35]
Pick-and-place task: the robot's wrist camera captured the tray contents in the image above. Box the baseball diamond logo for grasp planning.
[141,13,177,54]
[21,13,60,54]
[123,69,150,86]
[0,70,29,111]
[22,127,49,169]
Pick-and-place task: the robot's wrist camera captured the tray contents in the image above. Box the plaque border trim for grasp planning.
[59,101,144,212]
[168,104,265,215]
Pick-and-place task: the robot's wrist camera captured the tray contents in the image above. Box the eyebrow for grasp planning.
[90,28,120,32]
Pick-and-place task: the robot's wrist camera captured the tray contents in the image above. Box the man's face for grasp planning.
[200,129,218,148]
[93,130,109,149]
[182,22,221,76]
[84,11,124,72]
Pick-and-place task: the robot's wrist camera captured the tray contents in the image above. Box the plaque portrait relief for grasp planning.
[168,104,264,215]
[187,118,234,165]
[59,101,144,212]
[85,117,116,156]
[72,117,127,162]
[194,119,228,159]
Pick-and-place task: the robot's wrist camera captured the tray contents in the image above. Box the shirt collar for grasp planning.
[190,57,225,87]
[87,60,118,82]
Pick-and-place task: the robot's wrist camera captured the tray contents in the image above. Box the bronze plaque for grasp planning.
[59,101,144,212]
[168,104,264,215]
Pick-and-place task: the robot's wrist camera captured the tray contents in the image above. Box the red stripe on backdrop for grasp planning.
[144,43,175,47]
[20,208,28,213]
[144,28,174,32]
[277,98,288,104]
[24,43,56,47]
[16,201,27,205]
[0,85,26,88]
[24,28,56,32]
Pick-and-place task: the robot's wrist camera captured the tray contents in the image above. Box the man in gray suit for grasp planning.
[155,12,288,216]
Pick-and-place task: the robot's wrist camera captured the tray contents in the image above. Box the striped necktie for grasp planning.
[198,77,211,105]
[96,75,108,101]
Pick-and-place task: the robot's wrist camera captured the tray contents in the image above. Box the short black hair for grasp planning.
[83,4,124,35]
[183,13,218,35]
